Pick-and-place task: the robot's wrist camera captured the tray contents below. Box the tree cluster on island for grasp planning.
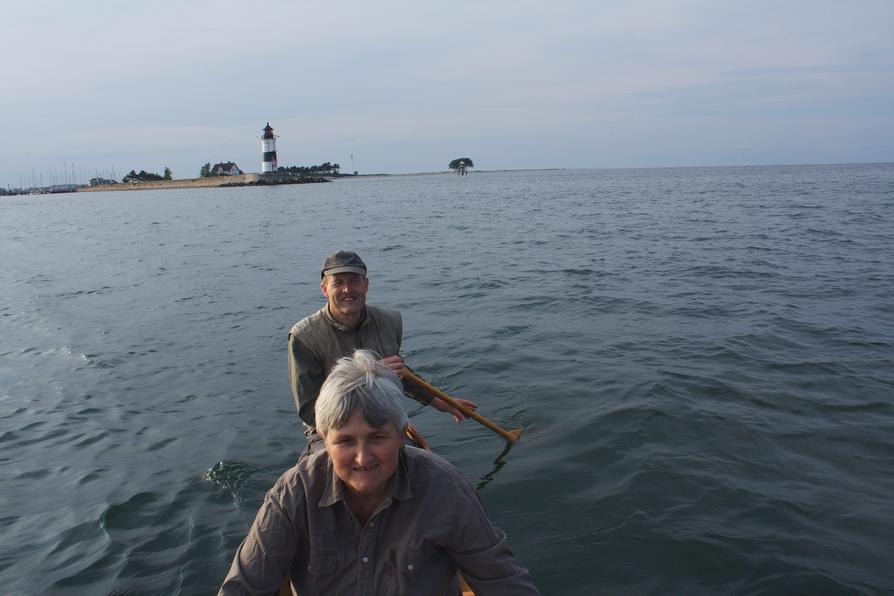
[123,167,172,182]
[449,158,474,175]
[277,162,342,176]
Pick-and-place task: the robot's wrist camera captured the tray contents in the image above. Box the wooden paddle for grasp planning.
[405,424,430,450]
[402,369,524,444]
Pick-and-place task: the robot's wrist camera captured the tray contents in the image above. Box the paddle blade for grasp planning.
[505,428,524,443]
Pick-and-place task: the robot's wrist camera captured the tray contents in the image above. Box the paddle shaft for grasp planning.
[405,424,430,450]
[403,369,522,443]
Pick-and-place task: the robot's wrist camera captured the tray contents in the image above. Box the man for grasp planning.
[288,250,475,448]
[221,350,541,595]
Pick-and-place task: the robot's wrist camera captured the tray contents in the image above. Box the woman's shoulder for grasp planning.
[403,447,472,494]
[267,450,330,504]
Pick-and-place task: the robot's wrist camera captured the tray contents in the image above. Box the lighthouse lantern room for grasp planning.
[261,123,277,173]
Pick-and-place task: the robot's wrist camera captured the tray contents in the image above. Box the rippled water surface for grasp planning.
[2,165,893,594]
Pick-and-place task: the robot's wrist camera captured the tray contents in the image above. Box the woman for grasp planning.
[220,349,540,595]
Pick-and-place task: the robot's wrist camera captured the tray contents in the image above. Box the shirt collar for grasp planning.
[321,305,368,331]
[318,447,413,508]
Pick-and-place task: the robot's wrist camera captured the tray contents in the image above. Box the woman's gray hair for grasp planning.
[315,349,408,437]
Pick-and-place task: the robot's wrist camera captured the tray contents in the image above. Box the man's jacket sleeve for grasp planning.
[288,331,324,427]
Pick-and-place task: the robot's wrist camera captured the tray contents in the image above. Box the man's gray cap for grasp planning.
[321,251,367,278]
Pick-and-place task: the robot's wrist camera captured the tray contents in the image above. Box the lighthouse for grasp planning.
[261,122,277,174]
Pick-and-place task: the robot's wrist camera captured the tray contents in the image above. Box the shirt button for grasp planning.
[362,556,369,563]
[407,564,414,571]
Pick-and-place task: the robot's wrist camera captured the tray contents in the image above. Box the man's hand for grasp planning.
[432,397,478,423]
[378,355,406,377]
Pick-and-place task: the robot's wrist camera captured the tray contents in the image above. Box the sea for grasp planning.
[2,164,893,595]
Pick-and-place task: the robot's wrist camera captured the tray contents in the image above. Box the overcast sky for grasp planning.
[2,0,892,186]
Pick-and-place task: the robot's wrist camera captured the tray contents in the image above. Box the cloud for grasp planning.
[2,0,893,185]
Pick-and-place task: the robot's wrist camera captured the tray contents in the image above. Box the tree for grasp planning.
[200,163,211,178]
[122,169,164,183]
[277,162,342,176]
[448,157,474,175]
[163,167,173,180]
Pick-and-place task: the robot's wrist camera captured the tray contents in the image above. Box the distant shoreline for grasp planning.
[75,169,567,194]
[77,173,328,192]
[339,168,566,179]
[14,163,891,197]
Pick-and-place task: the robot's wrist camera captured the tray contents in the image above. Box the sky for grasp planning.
[2,0,892,187]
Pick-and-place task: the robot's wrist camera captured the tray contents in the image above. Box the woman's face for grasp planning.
[324,411,402,502]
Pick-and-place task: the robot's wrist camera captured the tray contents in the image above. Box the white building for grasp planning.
[211,162,244,176]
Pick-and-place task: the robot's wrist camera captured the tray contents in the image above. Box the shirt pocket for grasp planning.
[305,530,341,577]
[302,549,341,594]
[391,545,436,594]
[394,546,428,575]
[307,551,340,575]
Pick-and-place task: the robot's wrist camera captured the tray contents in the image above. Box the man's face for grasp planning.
[323,411,402,501]
[321,272,369,324]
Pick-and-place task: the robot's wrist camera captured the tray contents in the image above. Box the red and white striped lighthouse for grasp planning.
[261,122,277,173]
